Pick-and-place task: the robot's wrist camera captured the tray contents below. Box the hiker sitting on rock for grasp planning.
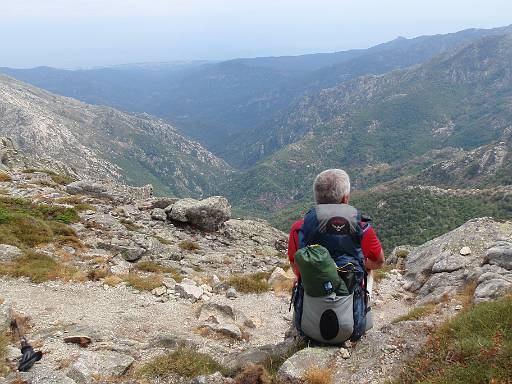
[287,169,384,344]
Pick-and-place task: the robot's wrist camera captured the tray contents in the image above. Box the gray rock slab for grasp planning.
[67,350,134,384]
[10,365,77,384]
[0,244,22,262]
[276,347,337,384]
[432,252,467,273]
[486,244,512,270]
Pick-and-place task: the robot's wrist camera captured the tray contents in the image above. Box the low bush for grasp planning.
[396,295,512,383]
[50,174,77,186]
[135,346,229,379]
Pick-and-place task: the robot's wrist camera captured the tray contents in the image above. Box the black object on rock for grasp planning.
[11,319,43,372]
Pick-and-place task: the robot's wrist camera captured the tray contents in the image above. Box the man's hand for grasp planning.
[364,250,385,270]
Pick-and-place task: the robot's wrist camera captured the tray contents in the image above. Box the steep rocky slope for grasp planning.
[226,34,512,213]
[0,75,230,197]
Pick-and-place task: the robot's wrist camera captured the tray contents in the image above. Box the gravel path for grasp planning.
[0,277,290,371]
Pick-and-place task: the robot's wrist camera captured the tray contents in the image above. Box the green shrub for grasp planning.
[135,346,228,379]
[396,296,512,383]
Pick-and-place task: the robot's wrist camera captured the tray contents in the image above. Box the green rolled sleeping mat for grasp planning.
[295,244,349,297]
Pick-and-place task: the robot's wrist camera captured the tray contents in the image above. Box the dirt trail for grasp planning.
[1,269,431,383]
[0,278,290,370]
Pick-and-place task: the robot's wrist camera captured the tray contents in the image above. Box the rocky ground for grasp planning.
[1,168,511,384]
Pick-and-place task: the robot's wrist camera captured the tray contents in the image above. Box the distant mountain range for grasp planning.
[1,25,512,225]
[3,25,511,168]
[0,74,230,197]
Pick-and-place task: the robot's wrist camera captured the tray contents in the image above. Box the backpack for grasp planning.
[294,245,349,297]
[291,204,373,344]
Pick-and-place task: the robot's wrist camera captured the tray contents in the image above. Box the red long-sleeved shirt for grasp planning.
[287,219,382,278]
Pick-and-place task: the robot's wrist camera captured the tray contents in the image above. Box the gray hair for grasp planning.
[313,169,351,204]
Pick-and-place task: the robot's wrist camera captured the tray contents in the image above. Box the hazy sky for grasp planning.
[1,0,511,68]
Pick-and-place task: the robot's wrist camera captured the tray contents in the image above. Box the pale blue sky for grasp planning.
[1,0,511,68]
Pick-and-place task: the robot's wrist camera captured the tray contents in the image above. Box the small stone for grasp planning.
[212,275,221,285]
[175,283,204,301]
[226,288,237,299]
[152,286,167,297]
[64,335,92,347]
[459,246,471,256]
[216,323,243,340]
[338,347,350,359]
[151,208,167,221]
[454,304,463,311]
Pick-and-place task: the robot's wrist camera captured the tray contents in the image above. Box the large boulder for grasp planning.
[167,196,231,231]
[0,298,13,329]
[486,243,512,270]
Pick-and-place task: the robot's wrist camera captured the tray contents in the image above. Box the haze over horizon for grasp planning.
[1,0,512,68]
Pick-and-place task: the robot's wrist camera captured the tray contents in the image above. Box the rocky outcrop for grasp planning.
[402,218,512,303]
[166,196,231,231]
[0,75,231,197]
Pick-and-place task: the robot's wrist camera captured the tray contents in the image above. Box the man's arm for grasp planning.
[288,220,303,279]
[361,226,385,270]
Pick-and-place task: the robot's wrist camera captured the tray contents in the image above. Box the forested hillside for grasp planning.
[225,34,512,214]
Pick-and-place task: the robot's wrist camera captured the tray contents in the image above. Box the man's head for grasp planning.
[313,169,351,204]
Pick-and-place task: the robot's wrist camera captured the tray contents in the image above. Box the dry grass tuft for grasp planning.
[104,275,123,287]
[0,251,79,283]
[153,235,174,245]
[135,346,229,379]
[391,303,438,324]
[234,364,271,384]
[0,172,12,182]
[374,265,395,283]
[228,272,271,294]
[135,261,183,282]
[303,366,334,384]
[178,240,200,251]
[122,273,163,291]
